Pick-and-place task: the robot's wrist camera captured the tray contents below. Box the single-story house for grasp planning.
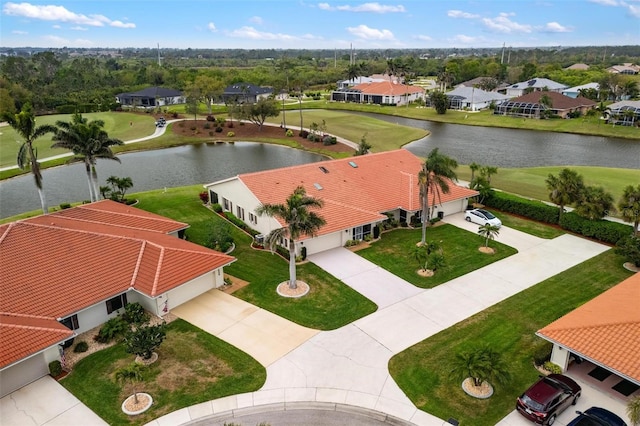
[607,63,640,75]
[605,100,640,126]
[536,272,640,391]
[562,82,600,99]
[331,81,425,106]
[115,86,184,108]
[504,77,568,97]
[494,91,597,119]
[445,86,510,111]
[0,200,234,397]
[336,76,390,89]
[221,83,273,104]
[565,63,590,71]
[455,77,508,92]
[204,149,477,256]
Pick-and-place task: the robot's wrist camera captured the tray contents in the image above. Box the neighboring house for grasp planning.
[562,82,600,99]
[505,77,568,97]
[494,91,597,119]
[536,272,640,390]
[607,63,640,75]
[445,86,510,111]
[455,77,507,92]
[336,76,389,89]
[221,83,273,104]
[204,150,477,256]
[331,81,425,106]
[116,86,184,108]
[565,63,590,71]
[0,200,234,397]
[605,100,640,126]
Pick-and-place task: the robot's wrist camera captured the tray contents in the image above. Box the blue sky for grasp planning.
[1,1,639,49]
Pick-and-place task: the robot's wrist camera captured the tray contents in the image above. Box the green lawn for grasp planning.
[389,250,633,426]
[491,211,565,239]
[357,225,518,288]
[135,186,377,329]
[61,319,265,426]
[0,111,156,168]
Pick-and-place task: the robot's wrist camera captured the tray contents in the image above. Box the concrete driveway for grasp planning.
[0,376,107,426]
[171,289,319,367]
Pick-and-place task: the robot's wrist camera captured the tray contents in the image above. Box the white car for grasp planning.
[464,208,502,228]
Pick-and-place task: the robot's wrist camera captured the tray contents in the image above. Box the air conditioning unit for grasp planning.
[255,234,265,245]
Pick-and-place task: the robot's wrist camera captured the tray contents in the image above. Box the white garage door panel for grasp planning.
[0,353,48,397]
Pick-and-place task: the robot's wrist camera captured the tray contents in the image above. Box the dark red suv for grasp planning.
[516,374,582,425]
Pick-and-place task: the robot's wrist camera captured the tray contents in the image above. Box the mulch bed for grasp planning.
[171,119,355,154]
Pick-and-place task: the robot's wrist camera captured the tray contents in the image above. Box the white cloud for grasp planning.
[228,26,296,41]
[542,22,571,32]
[12,30,27,34]
[2,2,135,28]
[42,34,92,47]
[43,34,69,44]
[70,26,87,31]
[207,22,216,32]
[249,16,263,24]
[319,2,405,13]
[447,10,480,19]
[589,0,619,5]
[415,34,432,41]
[589,0,640,17]
[52,24,61,29]
[451,34,480,44]
[482,13,532,33]
[302,33,323,40]
[347,24,394,40]
[627,2,640,18]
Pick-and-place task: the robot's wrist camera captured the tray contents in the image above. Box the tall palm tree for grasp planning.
[1,104,56,214]
[52,113,123,202]
[469,162,481,183]
[418,148,458,245]
[545,168,585,221]
[618,184,640,237]
[255,186,326,289]
[574,185,615,220]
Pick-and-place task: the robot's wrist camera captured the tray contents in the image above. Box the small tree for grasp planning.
[124,322,167,360]
[102,176,133,202]
[618,184,640,237]
[628,395,640,426]
[478,223,500,248]
[208,221,234,252]
[430,91,449,114]
[546,168,585,221]
[470,175,492,205]
[115,363,146,404]
[615,235,640,268]
[451,346,510,388]
[574,185,615,220]
[238,98,279,130]
[355,133,372,156]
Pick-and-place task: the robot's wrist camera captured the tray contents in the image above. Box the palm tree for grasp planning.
[481,165,498,184]
[478,223,500,248]
[469,162,481,183]
[628,395,640,426]
[1,104,56,214]
[255,186,326,289]
[618,184,640,237]
[574,185,615,220]
[52,113,123,202]
[418,148,458,245]
[346,63,361,84]
[545,168,585,221]
[451,346,510,389]
[115,363,145,404]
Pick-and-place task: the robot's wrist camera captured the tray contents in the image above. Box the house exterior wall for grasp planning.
[0,352,49,397]
[550,343,570,371]
[301,231,345,255]
[165,270,222,310]
[70,296,126,335]
[127,290,160,317]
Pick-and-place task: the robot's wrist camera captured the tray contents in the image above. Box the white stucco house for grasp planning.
[505,77,568,97]
[204,149,477,257]
[0,200,234,397]
[445,86,510,111]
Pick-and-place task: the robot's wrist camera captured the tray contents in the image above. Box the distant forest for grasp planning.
[1,45,639,115]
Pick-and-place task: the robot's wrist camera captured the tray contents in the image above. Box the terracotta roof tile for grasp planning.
[537,273,640,382]
[510,91,597,110]
[238,150,477,237]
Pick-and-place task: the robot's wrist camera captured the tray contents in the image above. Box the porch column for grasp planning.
[550,344,570,371]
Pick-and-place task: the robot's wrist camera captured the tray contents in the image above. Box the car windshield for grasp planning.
[521,394,546,412]
[479,210,496,219]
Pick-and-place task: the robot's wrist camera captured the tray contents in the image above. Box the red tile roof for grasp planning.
[237,150,477,238]
[510,91,597,110]
[537,273,640,383]
[352,81,424,96]
[0,201,234,369]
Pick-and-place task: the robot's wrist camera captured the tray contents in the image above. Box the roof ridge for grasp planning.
[51,214,179,234]
[0,312,56,320]
[131,240,147,288]
[0,222,13,245]
[75,202,187,226]
[22,221,152,245]
[1,322,72,333]
[150,247,165,296]
[544,319,640,333]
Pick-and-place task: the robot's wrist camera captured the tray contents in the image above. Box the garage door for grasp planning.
[0,353,49,397]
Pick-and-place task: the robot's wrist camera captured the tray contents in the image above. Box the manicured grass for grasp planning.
[357,225,517,288]
[0,112,156,168]
[135,186,377,329]
[457,165,640,211]
[267,109,429,152]
[491,211,565,239]
[61,319,266,426]
[389,250,633,426]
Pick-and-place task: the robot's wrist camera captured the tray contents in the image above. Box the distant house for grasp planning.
[337,76,389,89]
[536,272,640,391]
[607,63,640,75]
[204,150,477,256]
[562,82,599,99]
[455,76,507,92]
[445,86,510,111]
[116,86,184,109]
[494,91,596,119]
[0,200,234,397]
[565,63,590,71]
[331,81,425,106]
[505,77,568,97]
[222,83,273,104]
[605,100,640,126]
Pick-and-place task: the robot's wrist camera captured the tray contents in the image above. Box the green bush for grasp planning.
[275,245,290,259]
[59,203,71,209]
[300,246,307,260]
[124,322,167,360]
[484,191,559,224]
[94,316,128,343]
[49,360,62,376]
[615,235,640,267]
[322,135,337,145]
[222,212,260,236]
[285,129,294,137]
[122,302,150,325]
[227,131,235,137]
[543,361,563,374]
[73,341,89,353]
[208,221,234,252]
[560,212,631,244]
[215,126,223,133]
[211,203,223,213]
[532,341,553,365]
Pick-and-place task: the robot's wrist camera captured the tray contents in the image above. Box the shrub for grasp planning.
[322,135,337,145]
[224,276,233,286]
[171,112,178,118]
[122,302,150,325]
[307,134,320,142]
[215,126,223,133]
[59,203,71,209]
[227,131,235,137]
[285,129,294,137]
[363,234,373,242]
[49,360,63,377]
[94,316,128,343]
[227,121,234,128]
[211,203,223,213]
[560,212,631,244]
[299,130,309,138]
[300,246,307,260]
[208,221,234,252]
[429,217,441,225]
[275,245,289,259]
[199,191,209,204]
[543,361,563,374]
[124,322,167,360]
[484,191,559,224]
[73,341,89,353]
[206,114,215,121]
[615,235,640,267]
[222,211,260,235]
[344,239,360,247]
[532,341,553,365]
[203,122,211,129]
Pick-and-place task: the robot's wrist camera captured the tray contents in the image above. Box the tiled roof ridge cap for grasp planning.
[0,312,56,321]
[69,203,188,229]
[544,319,640,333]
[20,221,152,244]
[150,247,165,296]
[0,222,13,245]
[1,321,71,333]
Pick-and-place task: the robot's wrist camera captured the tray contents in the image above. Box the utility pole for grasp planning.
[157,43,161,67]
[501,42,505,65]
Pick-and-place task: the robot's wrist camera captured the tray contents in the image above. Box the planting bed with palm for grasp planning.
[389,250,632,426]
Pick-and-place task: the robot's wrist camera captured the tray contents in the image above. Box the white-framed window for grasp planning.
[236,206,245,221]
[249,212,257,224]
[106,293,128,314]
[60,314,79,330]
[222,198,230,211]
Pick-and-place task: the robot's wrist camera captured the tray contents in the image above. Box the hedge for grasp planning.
[222,211,261,236]
[484,191,559,224]
[559,212,632,245]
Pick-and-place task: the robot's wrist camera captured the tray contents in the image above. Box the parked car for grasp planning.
[155,117,166,127]
[464,208,502,228]
[516,374,582,425]
[567,407,627,426]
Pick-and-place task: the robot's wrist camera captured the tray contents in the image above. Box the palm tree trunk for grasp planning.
[298,96,303,131]
[29,149,48,214]
[282,97,287,130]
[91,164,100,203]
[37,186,48,215]
[421,189,429,244]
[84,161,95,202]
[288,238,297,289]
